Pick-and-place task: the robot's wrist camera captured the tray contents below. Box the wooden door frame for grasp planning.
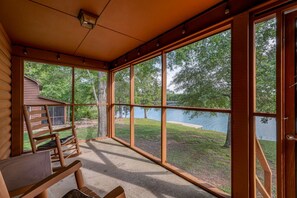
[284,10,297,198]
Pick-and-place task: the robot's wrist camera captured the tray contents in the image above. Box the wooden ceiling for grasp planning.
[0,0,222,62]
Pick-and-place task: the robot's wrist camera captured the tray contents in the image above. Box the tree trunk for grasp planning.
[97,72,107,137]
[223,114,231,148]
[144,108,147,119]
[119,106,123,118]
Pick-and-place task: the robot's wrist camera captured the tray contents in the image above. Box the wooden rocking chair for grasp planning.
[23,105,80,169]
[0,160,126,198]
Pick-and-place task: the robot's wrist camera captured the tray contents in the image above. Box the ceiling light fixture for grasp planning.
[23,47,28,55]
[181,24,186,35]
[78,9,98,29]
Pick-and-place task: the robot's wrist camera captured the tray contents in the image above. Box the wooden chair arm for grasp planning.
[52,126,75,133]
[21,160,82,198]
[33,133,59,141]
[104,186,126,198]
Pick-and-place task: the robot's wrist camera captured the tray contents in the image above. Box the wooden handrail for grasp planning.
[256,176,270,198]
[255,138,272,197]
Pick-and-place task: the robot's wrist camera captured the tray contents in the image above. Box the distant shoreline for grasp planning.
[167,121,203,129]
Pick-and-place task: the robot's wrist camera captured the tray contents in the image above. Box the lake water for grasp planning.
[117,107,276,141]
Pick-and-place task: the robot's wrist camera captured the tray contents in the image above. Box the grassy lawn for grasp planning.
[24,118,276,195]
[115,118,276,195]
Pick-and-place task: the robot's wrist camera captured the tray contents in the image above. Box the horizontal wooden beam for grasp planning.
[113,103,231,113]
[110,0,269,69]
[12,45,109,71]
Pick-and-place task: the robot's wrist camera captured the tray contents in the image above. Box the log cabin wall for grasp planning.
[0,24,12,160]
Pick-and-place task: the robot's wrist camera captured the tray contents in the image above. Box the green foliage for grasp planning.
[25,61,72,103]
[255,18,276,113]
[24,62,107,121]
[75,69,103,104]
[115,68,130,104]
[134,56,162,105]
[167,30,231,109]
[75,106,98,121]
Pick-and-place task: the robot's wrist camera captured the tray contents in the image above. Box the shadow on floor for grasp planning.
[73,140,213,198]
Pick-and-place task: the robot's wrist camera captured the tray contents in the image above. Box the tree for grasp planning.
[167,30,232,147]
[134,57,161,118]
[166,18,276,148]
[25,62,108,137]
[25,62,72,103]
[255,18,276,113]
[76,69,107,137]
[114,68,130,118]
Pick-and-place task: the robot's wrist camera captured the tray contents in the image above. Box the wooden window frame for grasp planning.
[11,51,109,154]
[111,24,233,198]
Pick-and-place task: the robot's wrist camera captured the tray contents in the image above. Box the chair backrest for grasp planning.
[0,151,52,196]
[23,105,54,151]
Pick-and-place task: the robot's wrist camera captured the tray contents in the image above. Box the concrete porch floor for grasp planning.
[49,138,215,198]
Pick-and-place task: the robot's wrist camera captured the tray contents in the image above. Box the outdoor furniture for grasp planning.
[23,105,80,169]
[0,151,52,197]
[20,160,126,198]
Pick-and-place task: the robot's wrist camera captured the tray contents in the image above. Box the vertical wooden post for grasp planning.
[107,70,111,137]
[161,52,167,164]
[11,56,24,156]
[249,18,256,198]
[130,65,135,147]
[71,67,75,130]
[231,12,250,198]
[284,11,296,198]
[110,71,115,138]
[276,11,285,198]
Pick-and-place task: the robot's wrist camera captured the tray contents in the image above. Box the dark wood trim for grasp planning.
[251,0,295,20]
[161,52,167,164]
[74,103,109,106]
[106,71,112,138]
[113,103,231,113]
[284,10,296,198]
[12,45,108,71]
[164,106,231,113]
[71,66,75,135]
[110,73,115,138]
[249,15,256,198]
[231,12,250,197]
[11,56,24,156]
[276,10,285,198]
[110,0,270,69]
[253,112,277,118]
[130,65,134,146]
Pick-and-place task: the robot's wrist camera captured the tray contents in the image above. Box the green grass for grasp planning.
[115,118,276,195]
[24,118,276,195]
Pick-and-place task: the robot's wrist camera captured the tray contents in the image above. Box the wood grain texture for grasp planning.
[11,56,23,156]
[276,11,285,198]
[231,12,250,198]
[12,45,108,71]
[0,23,11,160]
[24,77,63,105]
[284,10,296,198]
